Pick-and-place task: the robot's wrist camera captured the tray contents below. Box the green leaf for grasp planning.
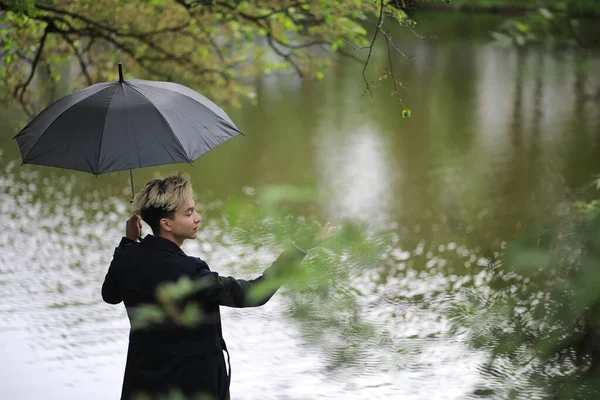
[402,109,411,119]
[539,8,553,20]
[491,31,513,47]
[515,22,529,33]
[181,303,202,326]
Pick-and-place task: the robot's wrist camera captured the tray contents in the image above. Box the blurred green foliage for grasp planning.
[446,0,600,14]
[461,0,600,48]
[489,7,599,48]
[450,197,600,398]
[407,0,600,48]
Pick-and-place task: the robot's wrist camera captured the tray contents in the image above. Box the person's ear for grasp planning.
[159,217,172,232]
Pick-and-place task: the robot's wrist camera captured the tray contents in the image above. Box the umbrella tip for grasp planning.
[118,63,124,83]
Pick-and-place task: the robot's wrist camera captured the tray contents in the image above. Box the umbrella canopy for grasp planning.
[14,65,243,196]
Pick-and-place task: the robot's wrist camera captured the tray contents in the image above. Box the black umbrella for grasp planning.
[14,64,243,200]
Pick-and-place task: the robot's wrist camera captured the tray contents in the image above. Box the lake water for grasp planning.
[1,11,599,400]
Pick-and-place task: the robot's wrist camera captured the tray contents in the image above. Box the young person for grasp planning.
[102,172,333,400]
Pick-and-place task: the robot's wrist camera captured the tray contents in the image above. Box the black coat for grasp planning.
[102,234,306,400]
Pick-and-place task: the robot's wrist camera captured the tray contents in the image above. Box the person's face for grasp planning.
[161,197,201,243]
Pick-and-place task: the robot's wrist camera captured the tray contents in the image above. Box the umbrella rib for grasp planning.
[18,84,116,162]
[124,82,192,162]
[176,107,217,152]
[151,130,181,164]
[96,87,121,174]
[120,85,142,169]
[130,80,243,135]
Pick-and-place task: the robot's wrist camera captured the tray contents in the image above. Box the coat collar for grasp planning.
[141,234,187,256]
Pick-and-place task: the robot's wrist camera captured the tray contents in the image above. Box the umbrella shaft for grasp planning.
[130,169,134,203]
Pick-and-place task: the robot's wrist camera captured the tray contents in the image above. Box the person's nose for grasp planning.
[194,211,201,224]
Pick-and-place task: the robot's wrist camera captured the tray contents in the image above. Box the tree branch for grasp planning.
[7,2,202,89]
[14,22,51,104]
[385,37,398,96]
[174,0,333,80]
[174,0,214,8]
[36,4,188,38]
[266,34,303,78]
[361,0,385,99]
[337,48,365,63]
[204,28,226,64]
[37,3,193,62]
[384,33,407,108]
[381,28,411,60]
[60,33,93,86]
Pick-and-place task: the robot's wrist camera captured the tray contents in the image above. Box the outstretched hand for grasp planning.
[126,214,142,241]
[314,221,336,242]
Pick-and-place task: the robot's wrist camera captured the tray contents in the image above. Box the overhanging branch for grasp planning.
[361,0,385,99]
[14,22,52,104]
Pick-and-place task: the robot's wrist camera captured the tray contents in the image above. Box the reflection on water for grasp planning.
[0,162,483,399]
[0,166,129,399]
[1,11,600,400]
[316,124,393,230]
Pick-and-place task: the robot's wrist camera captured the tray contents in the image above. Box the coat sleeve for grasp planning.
[101,237,136,305]
[192,244,308,308]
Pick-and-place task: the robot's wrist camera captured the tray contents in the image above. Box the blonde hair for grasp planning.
[132,172,193,234]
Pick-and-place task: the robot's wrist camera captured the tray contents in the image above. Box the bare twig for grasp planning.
[384,35,407,108]
[361,0,385,99]
[14,50,35,63]
[341,37,372,50]
[17,96,35,119]
[381,28,411,60]
[393,0,419,11]
[83,36,96,54]
[266,34,303,78]
[363,16,412,60]
[61,33,93,85]
[337,49,364,63]
[385,37,398,96]
[406,26,426,40]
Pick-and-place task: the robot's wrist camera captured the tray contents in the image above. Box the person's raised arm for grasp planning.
[101,215,141,304]
[192,222,336,308]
